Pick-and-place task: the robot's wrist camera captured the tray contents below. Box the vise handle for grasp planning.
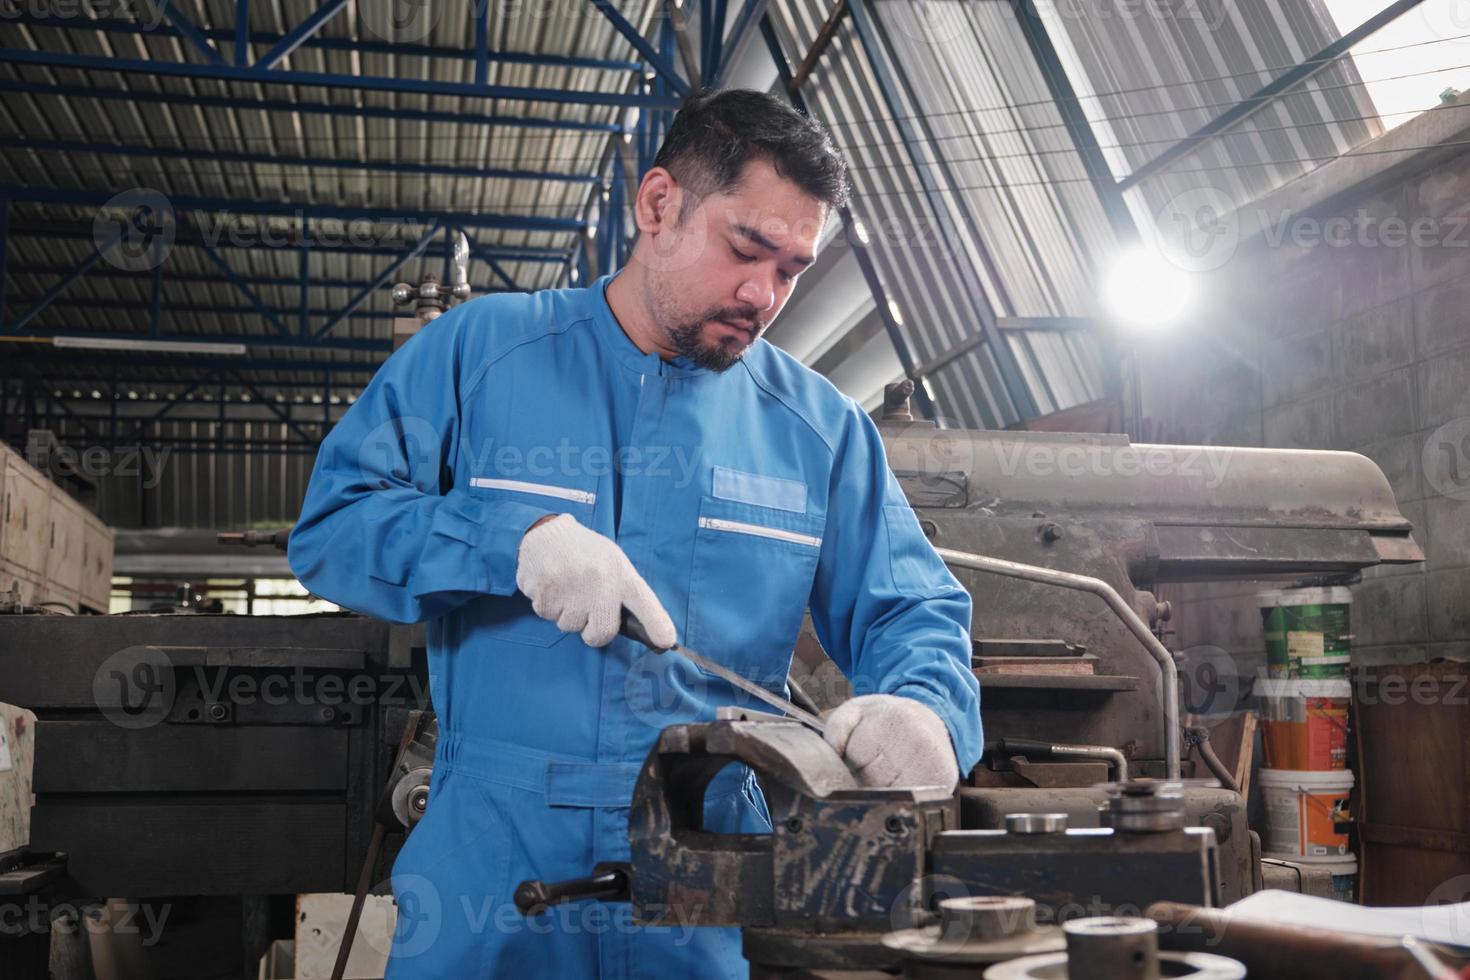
[514,862,630,916]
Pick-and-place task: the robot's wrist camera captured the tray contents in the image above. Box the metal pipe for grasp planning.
[996,736,1129,782]
[1185,727,1239,793]
[936,547,1180,778]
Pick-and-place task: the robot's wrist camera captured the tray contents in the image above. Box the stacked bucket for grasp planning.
[1256,587,1356,901]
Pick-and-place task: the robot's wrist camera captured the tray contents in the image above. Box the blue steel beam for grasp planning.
[0,197,7,330]
[0,80,632,135]
[709,0,770,89]
[0,186,587,234]
[474,0,490,85]
[758,13,934,419]
[22,377,364,394]
[6,263,528,289]
[844,0,1038,420]
[4,16,644,73]
[1119,0,1428,190]
[8,327,386,353]
[706,0,729,87]
[8,352,385,373]
[3,137,600,185]
[235,0,250,65]
[299,216,310,337]
[4,230,569,263]
[0,48,681,109]
[589,0,691,97]
[255,0,352,70]
[22,298,406,321]
[157,0,228,66]
[6,215,136,333]
[184,225,293,337]
[148,261,163,337]
[315,223,442,339]
[227,372,322,445]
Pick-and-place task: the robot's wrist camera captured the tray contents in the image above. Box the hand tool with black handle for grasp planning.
[620,610,827,735]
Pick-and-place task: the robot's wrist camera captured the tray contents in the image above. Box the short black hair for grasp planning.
[652,89,850,216]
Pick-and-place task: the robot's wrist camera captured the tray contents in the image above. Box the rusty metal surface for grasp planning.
[861,427,1424,780]
[628,719,951,935]
[959,787,1252,904]
[615,721,1229,974]
[1145,902,1466,980]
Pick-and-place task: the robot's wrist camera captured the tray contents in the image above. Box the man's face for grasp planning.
[641,159,826,371]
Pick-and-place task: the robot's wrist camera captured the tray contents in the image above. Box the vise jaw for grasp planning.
[628,718,958,932]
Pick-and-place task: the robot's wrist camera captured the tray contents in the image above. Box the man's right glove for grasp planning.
[516,514,677,649]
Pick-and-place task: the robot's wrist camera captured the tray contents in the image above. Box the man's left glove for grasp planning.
[824,694,959,791]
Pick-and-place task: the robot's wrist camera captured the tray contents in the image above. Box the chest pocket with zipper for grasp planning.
[684,495,825,682]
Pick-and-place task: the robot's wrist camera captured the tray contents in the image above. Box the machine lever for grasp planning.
[514,864,630,916]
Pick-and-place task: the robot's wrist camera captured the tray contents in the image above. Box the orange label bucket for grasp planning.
[1260,767,1354,858]
[1256,679,1350,771]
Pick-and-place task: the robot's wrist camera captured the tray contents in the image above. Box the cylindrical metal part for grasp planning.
[1004,812,1068,835]
[1100,780,1188,833]
[940,896,1036,942]
[1146,902,1466,980]
[1064,917,1159,980]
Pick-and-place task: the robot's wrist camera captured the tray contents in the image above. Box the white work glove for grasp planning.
[515,514,677,649]
[824,694,960,791]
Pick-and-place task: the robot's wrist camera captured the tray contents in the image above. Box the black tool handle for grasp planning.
[513,865,629,916]
[619,609,670,653]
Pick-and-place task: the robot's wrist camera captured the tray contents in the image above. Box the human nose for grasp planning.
[735,275,776,312]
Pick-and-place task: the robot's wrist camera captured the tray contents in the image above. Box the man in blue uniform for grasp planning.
[289,89,981,978]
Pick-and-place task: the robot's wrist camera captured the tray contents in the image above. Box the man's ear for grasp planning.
[634,167,682,234]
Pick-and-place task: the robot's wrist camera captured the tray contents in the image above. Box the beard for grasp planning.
[643,273,764,372]
[664,306,765,372]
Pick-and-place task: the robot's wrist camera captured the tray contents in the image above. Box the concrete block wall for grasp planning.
[1139,137,1470,676]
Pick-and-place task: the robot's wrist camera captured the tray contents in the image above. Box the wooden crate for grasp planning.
[1353,661,1470,906]
[45,489,85,596]
[0,559,46,608]
[0,702,38,852]
[79,510,115,613]
[2,450,52,582]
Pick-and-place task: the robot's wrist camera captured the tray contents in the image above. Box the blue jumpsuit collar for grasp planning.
[593,273,716,380]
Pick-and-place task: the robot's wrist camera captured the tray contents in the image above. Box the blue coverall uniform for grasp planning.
[288,276,981,978]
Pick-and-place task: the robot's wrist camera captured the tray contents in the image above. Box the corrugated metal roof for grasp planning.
[0,0,665,391]
[768,0,1114,426]
[1041,0,1382,221]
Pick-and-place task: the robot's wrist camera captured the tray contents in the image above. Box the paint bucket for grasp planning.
[1259,767,1354,858]
[1295,853,1359,902]
[1256,678,1351,770]
[1259,587,1352,679]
